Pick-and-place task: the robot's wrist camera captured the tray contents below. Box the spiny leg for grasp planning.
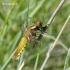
[29,34,39,43]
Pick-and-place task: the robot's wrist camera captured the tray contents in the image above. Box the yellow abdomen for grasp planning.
[12,36,28,59]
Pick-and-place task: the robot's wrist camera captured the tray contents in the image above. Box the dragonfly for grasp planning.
[12,20,42,59]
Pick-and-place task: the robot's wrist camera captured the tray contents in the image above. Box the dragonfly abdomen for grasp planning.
[12,36,28,59]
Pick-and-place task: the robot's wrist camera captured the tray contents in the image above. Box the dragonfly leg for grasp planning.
[28,35,39,43]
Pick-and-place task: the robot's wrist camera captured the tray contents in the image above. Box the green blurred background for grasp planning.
[0,0,70,70]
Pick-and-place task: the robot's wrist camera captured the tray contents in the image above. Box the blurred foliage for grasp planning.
[0,0,70,70]
[64,49,70,70]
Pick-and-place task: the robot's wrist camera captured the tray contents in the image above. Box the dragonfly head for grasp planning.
[34,20,42,28]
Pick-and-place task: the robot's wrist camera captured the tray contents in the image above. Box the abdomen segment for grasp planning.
[12,36,28,59]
